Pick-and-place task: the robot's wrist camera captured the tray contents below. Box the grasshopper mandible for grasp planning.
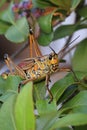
[3,28,79,103]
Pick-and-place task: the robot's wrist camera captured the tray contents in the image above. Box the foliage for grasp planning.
[0,72,87,130]
[0,0,83,45]
[0,0,87,130]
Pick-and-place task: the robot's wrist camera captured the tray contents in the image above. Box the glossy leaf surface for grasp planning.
[0,94,17,130]
[5,17,29,43]
[50,113,87,129]
[0,2,14,24]
[14,82,35,130]
[72,39,87,72]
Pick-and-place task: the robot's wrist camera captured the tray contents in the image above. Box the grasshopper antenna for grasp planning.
[58,35,80,60]
[58,35,80,56]
[49,46,57,54]
[58,35,80,82]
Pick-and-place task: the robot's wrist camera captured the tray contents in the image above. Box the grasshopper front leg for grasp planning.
[46,74,53,103]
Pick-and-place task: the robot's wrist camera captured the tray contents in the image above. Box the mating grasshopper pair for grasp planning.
[2,28,79,103]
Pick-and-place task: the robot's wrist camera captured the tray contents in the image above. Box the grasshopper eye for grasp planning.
[4,53,9,60]
[49,54,52,60]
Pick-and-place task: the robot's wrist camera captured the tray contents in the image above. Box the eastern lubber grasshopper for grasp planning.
[2,27,79,103]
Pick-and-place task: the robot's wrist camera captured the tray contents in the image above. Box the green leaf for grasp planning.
[0,2,14,24]
[71,0,82,10]
[57,128,72,130]
[58,84,78,104]
[53,23,87,40]
[55,128,71,130]
[78,6,87,18]
[36,112,57,130]
[0,20,10,34]
[5,17,29,43]
[32,0,71,11]
[36,100,57,115]
[51,73,75,102]
[53,24,77,40]
[62,91,87,114]
[74,125,87,130]
[33,0,81,11]
[14,82,35,130]
[0,94,17,130]
[50,113,87,129]
[0,0,7,8]
[38,9,56,33]
[76,24,87,30]
[0,90,17,103]
[51,72,87,102]
[34,80,46,101]
[38,31,53,46]
[32,0,53,8]
[50,0,71,10]
[72,38,87,72]
[0,75,21,94]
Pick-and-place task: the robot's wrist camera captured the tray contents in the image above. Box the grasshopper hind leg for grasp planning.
[18,78,34,93]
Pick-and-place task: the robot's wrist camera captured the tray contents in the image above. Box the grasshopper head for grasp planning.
[48,52,59,72]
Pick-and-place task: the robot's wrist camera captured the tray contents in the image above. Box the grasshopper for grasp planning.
[2,28,79,103]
